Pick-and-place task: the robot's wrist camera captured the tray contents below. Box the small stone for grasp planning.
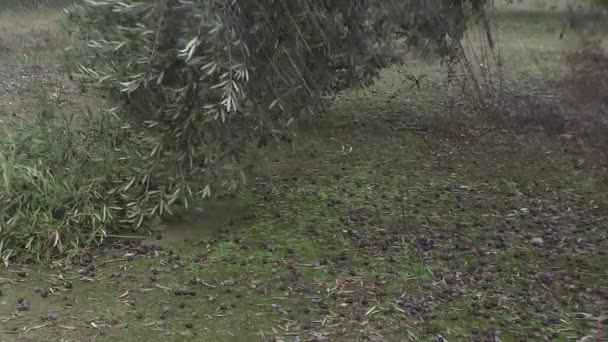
[541,272,554,284]
[432,335,446,342]
[174,288,196,296]
[17,300,30,311]
[531,237,544,246]
[39,288,50,298]
[160,305,171,318]
[184,322,193,329]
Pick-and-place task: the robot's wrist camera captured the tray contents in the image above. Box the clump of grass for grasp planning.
[0,110,207,264]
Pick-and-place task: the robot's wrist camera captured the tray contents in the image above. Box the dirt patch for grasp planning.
[559,46,608,126]
[548,45,608,169]
[0,63,104,121]
[0,6,107,124]
[477,35,608,174]
[0,6,67,61]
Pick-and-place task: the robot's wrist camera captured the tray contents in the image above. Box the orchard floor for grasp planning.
[1,3,607,342]
[2,96,608,342]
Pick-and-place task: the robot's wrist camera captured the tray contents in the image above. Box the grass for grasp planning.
[0,2,607,342]
[1,103,607,341]
[0,110,215,262]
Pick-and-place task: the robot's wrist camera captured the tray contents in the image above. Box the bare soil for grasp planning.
[0,5,105,125]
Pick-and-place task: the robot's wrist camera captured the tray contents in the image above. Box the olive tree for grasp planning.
[64,0,485,194]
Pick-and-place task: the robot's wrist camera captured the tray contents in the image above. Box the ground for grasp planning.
[0,3,103,123]
[1,1,607,342]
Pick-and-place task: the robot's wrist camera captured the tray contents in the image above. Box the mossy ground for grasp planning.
[1,2,608,342]
[2,111,607,341]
